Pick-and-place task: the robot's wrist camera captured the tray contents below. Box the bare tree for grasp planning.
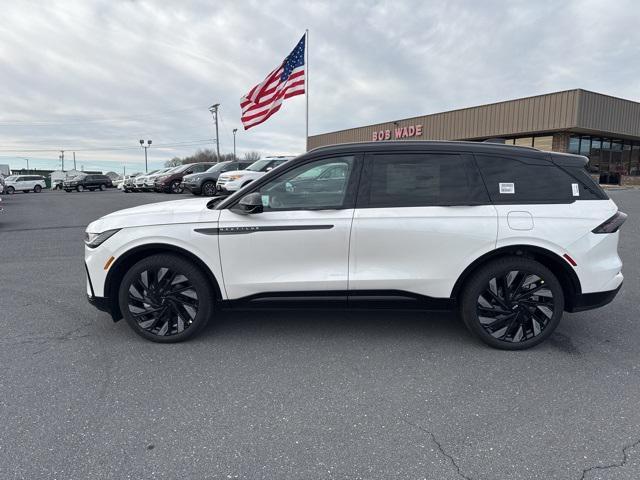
[243,151,261,162]
[164,157,182,167]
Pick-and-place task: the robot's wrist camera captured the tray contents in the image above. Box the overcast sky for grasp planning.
[1,0,639,173]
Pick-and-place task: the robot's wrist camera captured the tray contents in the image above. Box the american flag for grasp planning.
[240,35,306,130]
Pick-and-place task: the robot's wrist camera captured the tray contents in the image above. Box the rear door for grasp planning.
[349,151,497,299]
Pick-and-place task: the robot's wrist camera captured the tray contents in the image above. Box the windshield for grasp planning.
[5,176,17,181]
[206,162,231,173]
[246,159,272,172]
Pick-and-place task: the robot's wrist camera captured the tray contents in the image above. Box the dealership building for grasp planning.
[308,89,640,184]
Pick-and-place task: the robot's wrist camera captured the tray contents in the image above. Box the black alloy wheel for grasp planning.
[202,181,216,196]
[34,185,42,193]
[460,257,564,350]
[119,254,213,342]
[6,186,14,194]
[170,180,183,194]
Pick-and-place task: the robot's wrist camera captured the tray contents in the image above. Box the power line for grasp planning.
[0,138,216,153]
[0,105,206,127]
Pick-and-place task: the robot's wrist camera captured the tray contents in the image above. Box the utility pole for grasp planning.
[73,152,76,170]
[60,150,65,171]
[139,139,152,173]
[233,128,238,159]
[208,103,220,161]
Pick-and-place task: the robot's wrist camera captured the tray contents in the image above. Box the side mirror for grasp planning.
[185,170,193,175]
[231,192,264,215]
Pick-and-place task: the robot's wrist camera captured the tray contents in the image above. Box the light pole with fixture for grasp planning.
[208,103,220,161]
[139,139,152,173]
[21,157,29,172]
[233,128,238,159]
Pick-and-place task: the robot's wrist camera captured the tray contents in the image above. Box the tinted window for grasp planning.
[365,153,488,208]
[475,154,590,203]
[256,156,355,210]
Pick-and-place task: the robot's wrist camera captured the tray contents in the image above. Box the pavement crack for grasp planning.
[402,419,473,480]
[580,438,640,479]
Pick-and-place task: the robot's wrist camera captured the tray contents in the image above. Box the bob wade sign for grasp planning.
[372,124,423,141]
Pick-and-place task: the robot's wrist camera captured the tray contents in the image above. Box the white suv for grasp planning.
[85,141,625,349]
[216,156,293,193]
[4,175,47,194]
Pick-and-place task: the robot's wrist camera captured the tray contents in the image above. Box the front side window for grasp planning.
[254,156,355,210]
[366,153,488,208]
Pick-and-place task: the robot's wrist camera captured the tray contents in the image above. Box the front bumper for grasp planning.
[183,181,201,194]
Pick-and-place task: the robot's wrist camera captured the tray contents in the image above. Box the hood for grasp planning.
[86,197,217,232]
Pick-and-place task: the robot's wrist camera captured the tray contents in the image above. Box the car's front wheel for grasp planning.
[459,256,564,350]
[6,186,14,194]
[34,185,42,193]
[118,254,214,342]
[100,184,106,191]
[201,181,216,196]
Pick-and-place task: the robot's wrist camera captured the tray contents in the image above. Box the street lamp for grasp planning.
[139,139,152,173]
[208,103,220,160]
[21,157,29,172]
[232,128,238,159]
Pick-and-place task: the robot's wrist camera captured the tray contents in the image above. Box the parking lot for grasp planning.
[1,188,639,479]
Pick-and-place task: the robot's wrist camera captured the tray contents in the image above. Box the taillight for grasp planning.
[592,211,627,234]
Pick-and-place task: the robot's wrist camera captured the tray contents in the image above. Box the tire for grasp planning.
[459,256,564,350]
[77,185,84,192]
[34,185,42,193]
[118,254,214,342]
[6,186,14,194]
[170,180,183,194]
[201,181,216,196]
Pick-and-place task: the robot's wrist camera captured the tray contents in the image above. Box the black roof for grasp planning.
[305,140,587,167]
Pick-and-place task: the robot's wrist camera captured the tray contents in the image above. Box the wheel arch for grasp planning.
[451,245,582,311]
[104,243,223,321]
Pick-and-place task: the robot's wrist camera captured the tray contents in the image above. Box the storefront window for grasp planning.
[515,137,533,147]
[591,138,602,150]
[579,136,591,155]
[623,144,632,175]
[630,145,640,176]
[602,139,611,150]
[533,136,553,151]
[568,135,580,154]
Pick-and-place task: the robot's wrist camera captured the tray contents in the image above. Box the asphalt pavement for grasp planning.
[1,188,639,480]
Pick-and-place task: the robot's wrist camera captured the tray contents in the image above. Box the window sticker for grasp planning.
[572,183,580,197]
[499,182,515,194]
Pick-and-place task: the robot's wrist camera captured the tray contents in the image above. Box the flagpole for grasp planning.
[305,28,309,152]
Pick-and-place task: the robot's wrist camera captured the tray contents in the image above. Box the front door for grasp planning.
[217,155,361,299]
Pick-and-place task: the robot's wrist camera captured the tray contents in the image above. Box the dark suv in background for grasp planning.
[154,162,215,193]
[182,160,254,196]
[63,174,112,192]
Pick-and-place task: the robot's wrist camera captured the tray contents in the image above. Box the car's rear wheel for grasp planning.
[6,186,14,194]
[118,254,214,342]
[460,256,564,350]
[34,185,42,193]
[77,185,84,192]
[100,184,106,191]
[202,181,216,196]
[170,180,183,194]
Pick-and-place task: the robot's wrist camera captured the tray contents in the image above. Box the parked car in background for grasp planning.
[142,167,174,191]
[121,173,142,193]
[63,174,112,192]
[216,156,293,193]
[182,160,253,196]
[4,175,47,194]
[85,141,625,348]
[154,163,215,193]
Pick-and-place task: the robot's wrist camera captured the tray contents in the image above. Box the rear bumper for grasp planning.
[568,283,622,312]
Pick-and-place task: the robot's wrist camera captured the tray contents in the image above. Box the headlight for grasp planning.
[84,229,120,248]
[226,174,243,181]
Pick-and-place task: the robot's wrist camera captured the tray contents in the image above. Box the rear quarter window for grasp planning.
[474,154,591,204]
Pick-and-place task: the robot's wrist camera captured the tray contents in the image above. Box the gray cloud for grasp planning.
[0,0,638,171]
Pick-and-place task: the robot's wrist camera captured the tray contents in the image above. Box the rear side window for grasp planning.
[474,154,591,204]
[364,153,489,208]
